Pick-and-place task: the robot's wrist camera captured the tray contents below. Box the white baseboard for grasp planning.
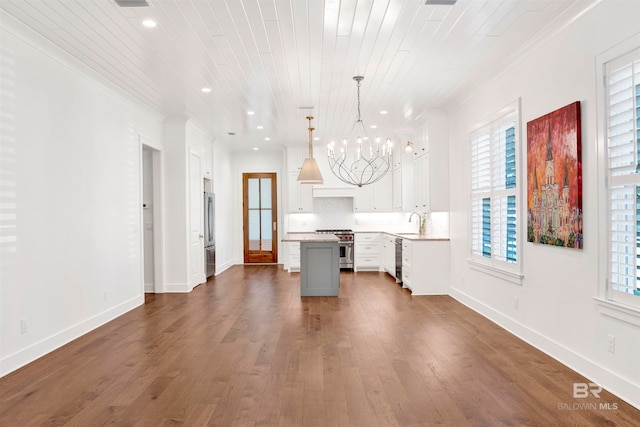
[163,283,191,293]
[215,260,234,276]
[449,287,640,411]
[0,295,143,378]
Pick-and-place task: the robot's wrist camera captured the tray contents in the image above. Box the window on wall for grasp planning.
[604,46,640,308]
[469,102,522,283]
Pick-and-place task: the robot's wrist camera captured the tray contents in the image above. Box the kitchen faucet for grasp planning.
[409,211,425,234]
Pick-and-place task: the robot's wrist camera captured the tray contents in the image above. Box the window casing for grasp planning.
[604,46,640,308]
[469,103,522,282]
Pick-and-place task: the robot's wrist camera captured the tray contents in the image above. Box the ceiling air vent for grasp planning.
[424,0,457,5]
[114,0,149,7]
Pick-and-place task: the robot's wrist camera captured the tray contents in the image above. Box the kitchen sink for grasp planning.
[397,232,422,236]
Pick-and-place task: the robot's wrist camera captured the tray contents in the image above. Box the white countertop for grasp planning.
[383,232,449,241]
[283,231,449,241]
[281,233,340,242]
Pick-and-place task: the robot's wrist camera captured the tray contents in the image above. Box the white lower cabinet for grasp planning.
[287,242,300,272]
[382,234,396,274]
[354,233,382,271]
[400,239,449,295]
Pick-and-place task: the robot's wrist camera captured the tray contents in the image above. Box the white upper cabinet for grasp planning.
[287,147,307,172]
[412,153,430,212]
[354,172,392,212]
[288,171,313,212]
[287,147,313,212]
[392,168,402,211]
[411,122,429,159]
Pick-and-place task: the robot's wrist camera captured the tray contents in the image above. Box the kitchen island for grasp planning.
[282,233,340,296]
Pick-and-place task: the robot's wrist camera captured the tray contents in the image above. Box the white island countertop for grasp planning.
[282,233,340,243]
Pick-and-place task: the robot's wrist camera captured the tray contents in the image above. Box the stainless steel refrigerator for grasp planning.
[204,192,215,278]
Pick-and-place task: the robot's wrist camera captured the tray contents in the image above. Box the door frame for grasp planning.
[242,172,278,263]
[189,149,206,288]
[139,135,164,293]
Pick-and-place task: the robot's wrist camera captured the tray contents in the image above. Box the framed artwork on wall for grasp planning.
[526,101,583,249]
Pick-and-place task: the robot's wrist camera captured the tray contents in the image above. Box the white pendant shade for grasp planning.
[297,157,323,184]
[297,116,323,184]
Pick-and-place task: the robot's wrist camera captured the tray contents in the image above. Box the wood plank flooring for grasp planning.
[1,265,638,426]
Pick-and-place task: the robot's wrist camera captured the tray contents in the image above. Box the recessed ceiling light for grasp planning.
[201,87,211,93]
[257,125,264,129]
[253,147,259,151]
[380,110,388,115]
[264,137,271,141]
[142,19,157,28]
[370,125,377,129]
[247,111,255,115]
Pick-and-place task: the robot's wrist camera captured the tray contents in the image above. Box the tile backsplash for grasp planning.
[286,197,449,236]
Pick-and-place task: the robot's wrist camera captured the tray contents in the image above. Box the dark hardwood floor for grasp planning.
[1,265,638,426]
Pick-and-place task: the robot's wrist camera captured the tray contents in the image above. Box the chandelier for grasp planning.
[326,76,392,187]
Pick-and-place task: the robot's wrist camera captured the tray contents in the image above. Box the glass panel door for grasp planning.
[243,173,278,263]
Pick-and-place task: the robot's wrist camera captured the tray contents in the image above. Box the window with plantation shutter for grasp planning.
[604,46,640,307]
[469,103,521,281]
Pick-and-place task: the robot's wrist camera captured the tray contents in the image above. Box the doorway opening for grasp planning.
[242,173,278,263]
[141,140,163,293]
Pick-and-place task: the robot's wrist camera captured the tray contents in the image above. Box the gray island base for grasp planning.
[282,233,340,296]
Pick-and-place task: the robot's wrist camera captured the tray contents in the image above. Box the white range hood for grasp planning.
[312,187,355,198]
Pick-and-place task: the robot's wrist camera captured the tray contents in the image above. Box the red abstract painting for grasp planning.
[527,101,582,248]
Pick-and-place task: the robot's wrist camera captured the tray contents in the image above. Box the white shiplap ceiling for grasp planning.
[0,0,597,151]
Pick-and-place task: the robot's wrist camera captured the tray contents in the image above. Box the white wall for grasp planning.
[447,0,640,408]
[0,18,164,375]
[212,142,234,274]
[230,151,284,264]
[162,118,212,292]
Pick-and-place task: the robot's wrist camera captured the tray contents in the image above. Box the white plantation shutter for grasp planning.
[491,196,508,262]
[471,131,491,193]
[470,129,492,259]
[471,198,482,255]
[609,186,636,294]
[469,110,519,266]
[607,48,640,300]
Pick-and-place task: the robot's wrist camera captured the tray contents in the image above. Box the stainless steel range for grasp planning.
[315,229,354,270]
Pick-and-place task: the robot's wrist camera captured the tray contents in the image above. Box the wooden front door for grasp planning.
[243,173,278,263]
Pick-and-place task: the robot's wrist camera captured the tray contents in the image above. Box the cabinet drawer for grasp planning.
[356,233,380,243]
[402,252,411,265]
[355,243,380,254]
[402,268,411,286]
[355,254,380,267]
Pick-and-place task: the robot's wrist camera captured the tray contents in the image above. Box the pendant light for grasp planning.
[297,116,323,184]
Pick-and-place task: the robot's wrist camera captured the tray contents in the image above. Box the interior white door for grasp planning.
[142,147,155,292]
[189,151,205,287]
